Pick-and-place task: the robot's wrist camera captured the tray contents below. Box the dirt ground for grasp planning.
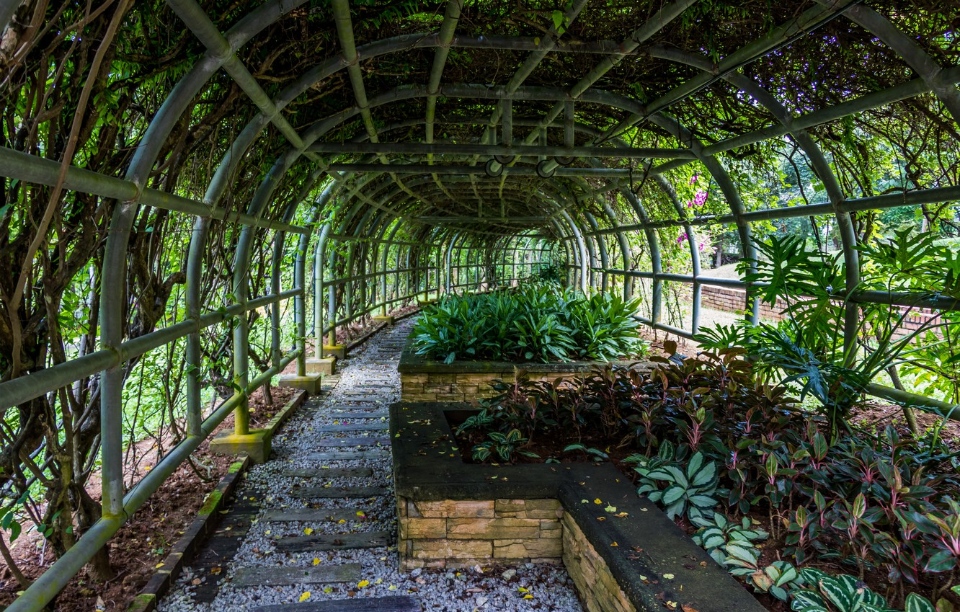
[0,386,296,611]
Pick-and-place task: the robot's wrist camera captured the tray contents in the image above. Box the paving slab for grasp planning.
[281,467,373,478]
[275,530,392,552]
[260,508,369,523]
[289,486,388,499]
[316,423,389,432]
[313,436,390,447]
[326,411,389,419]
[253,595,421,611]
[304,450,389,461]
[231,564,361,587]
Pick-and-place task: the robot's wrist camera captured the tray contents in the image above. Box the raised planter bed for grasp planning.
[398,336,654,403]
[391,401,765,612]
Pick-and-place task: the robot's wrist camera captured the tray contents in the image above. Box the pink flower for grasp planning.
[677,232,688,244]
[688,174,699,185]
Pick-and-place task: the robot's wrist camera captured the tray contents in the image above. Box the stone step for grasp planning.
[254,595,421,611]
[314,436,390,448]
[281,467,373,479]
[290,486,388,499]
[305,450,388,461]
[231,563,360,587]
[327,411,389,419]
[316,423,388,433]
[260,508,369,523]
[276,530,392,553]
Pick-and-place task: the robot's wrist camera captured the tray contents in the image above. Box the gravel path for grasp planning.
[158,317,584,612]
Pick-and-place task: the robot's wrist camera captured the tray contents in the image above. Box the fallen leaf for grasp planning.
[388,584,398,591]
[611,541,619,547]
[358,580,370,588]
[605,505,617,513]
[304,527,314,535]
[155,562,165,568]
[682,605,700,612]
[210,567,222,575]
[665,601,677,610]
[323,586,334,594]
[523,594,534,600]
[663,573,675,580]
[594,498,602,504]
[313,558,321,566]
[299,592,311,603]
[615,512,629,518]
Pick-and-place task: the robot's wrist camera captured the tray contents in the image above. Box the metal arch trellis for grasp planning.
[0,0,959,609]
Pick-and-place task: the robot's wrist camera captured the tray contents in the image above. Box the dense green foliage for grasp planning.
[696,232,960,440]
[457,351,960,608]
[412,285,647,363]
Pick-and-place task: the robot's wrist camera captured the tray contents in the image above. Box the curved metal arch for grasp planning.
[647,45,859,354]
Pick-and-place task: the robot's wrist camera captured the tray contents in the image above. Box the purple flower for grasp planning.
[677,232,688,244]
[688,174,699,185]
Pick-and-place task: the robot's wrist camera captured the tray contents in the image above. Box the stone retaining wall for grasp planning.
[397,497,563,569]
[562,512,635,612]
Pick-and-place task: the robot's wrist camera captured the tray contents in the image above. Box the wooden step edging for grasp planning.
[127,456,250,612]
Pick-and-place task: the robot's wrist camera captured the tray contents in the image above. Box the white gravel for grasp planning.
[158,317,584,611]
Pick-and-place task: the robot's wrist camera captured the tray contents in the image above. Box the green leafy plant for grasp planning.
[412,285,646,364]
[562,443,609,462]
[789,568,943,612]
[692,513,769,565]
[471,429,539,463]
[634,451,721,521]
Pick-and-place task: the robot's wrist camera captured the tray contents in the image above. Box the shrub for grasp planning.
[412,285,646,363]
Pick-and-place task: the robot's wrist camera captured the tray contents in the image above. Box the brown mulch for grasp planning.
[0,385,298,611]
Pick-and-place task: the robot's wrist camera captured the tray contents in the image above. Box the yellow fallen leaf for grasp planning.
[610,541,619,547]
[663,573,675,580]
[338,519,347,524]
[605,505,617,513]
[323,586,333,594]
[388,584,398,591]
[518,587,528,593]
[312,558,321,566]
[615,512,629,518]
[375,578,383,584]
[357,580,370,588]
[356,511,366,517]
[523,594,534,600]
[155,562,164,568]
[594,498,602,505]
[299,592,311,602]
[304,527,314,535]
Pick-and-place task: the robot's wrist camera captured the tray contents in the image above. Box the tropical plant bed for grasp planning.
[390,401,765,612]
[438,350,960,612]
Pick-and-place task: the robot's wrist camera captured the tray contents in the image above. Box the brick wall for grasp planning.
[699,285,787,321]
[699,285,941,332]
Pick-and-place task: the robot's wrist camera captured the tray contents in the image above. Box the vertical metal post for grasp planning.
[314,223,330,359]
[185,218,209,437]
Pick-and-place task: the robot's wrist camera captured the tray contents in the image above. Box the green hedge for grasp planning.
[412,285,647,364]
